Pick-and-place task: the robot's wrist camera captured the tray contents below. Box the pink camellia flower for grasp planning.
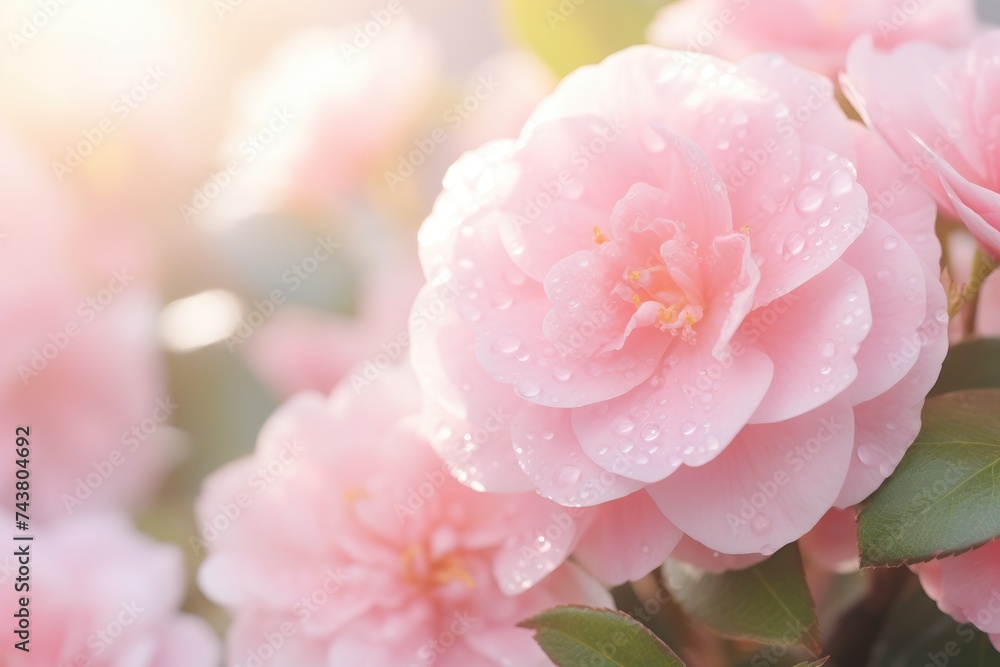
[411,46,948,560]
[196,366,612,666]
[201,18,439,227]
[0,512,219,667]
[0,133,176,521]
[649,0,977,79]
[844,31,1000,259]
[913,540,1000,650]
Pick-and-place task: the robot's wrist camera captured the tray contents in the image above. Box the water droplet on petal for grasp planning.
[641,425,660,442]
[553,366,572,382]
[681,421,697,436]
[795,185,825,213]
[752,514,771,534]
[882,235,898,251]
[782,232,806,260]
[557,465,581,486]
[517,382,540,398]
[615,419,635,435]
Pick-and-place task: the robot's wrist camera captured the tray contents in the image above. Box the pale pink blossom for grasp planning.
[411,47,948,560]
[203,19,439,227]
[0,512,219,667]
[0,134,176,521]
[649,0,977,78]
[196,367,612,667]
[844,31,1000,259]
[914,540,1000,651]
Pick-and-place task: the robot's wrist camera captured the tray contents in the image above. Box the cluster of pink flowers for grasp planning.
[187,0,1000,662]
[0,131,219,664]
[12,0,999,663]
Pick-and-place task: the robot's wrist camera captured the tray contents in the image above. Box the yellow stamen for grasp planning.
[430,554,476,589]
[632,294,641,307]
[658,306,678,324]
[685,312,697,326]
[593,226,609,244]
[740,225,751,236]
[343,487,368,504]
[628,270,641,282]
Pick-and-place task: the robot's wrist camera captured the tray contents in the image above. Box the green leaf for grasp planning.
[503,0,672,77]
[868,579,1000,667]
[858,390,1000,567]
[662,544,820,653]
[931,339,1000,397]
[520,605,686,667]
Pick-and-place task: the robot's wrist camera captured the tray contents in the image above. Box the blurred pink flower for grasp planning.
[1,512,219,667]
[411,46,948,558]
[0,134,177,521]
[196,367,612,667]
[914,540,1000,651]
[844,32,1000,258]
[649,0,977,78]
[242,239,423,397]
[204,18,440,226]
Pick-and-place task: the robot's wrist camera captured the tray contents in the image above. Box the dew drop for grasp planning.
[553,366,572,382]
[517,382,540,398]
[682,421,697,436]
[782,232,806,260]
[615,419,635,435]
[557,465,581,486]
[829,168,854,196]
[882,235,898,251]
[641,425,661,442]
[794,185,825,213]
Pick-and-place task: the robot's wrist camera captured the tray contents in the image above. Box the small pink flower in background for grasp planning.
[844,31,1000,259]
[649,0,977,78]
[242,242,423,397]
[196,367,612,667]
[1,512,219,667]
[913,540,1000,651]
[0,134,177,521]
[411,46,948,561]
[204,18,440,227]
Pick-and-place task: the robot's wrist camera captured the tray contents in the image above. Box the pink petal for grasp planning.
[739,54,854,161]
[750,261,871,424]
[850,123,941,273]
[752,143,869,308]
[511,404,645,505]
[527,47,801,230]
[572,339,774,483]
[573,491,683,586]
[668,535,768,573]
[835,265,949,507]
[649,398,855,554]
[842,216,928,404]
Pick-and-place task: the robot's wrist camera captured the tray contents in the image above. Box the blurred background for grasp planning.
[1,0,997,641]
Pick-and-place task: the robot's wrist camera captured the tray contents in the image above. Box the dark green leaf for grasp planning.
[502,0,672,77]
[931,339,1000,397]
[520,605,686,667]
[662,544,820,653]
[868,579,1000,667]
[858,390,1000,567]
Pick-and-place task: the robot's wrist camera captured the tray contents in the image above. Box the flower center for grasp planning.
[595,225,704,344]
[401,544,476,589]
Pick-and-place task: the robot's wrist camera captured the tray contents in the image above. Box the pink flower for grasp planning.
[0,133,176,521]
[203,18,439,226]
[649,0,977,78]
[0,512,219,667]
[242,240,423,397]
[196,367,612,667]
[411,46,948,559]
[844,31,1000,258]
[913,540,1000,651]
